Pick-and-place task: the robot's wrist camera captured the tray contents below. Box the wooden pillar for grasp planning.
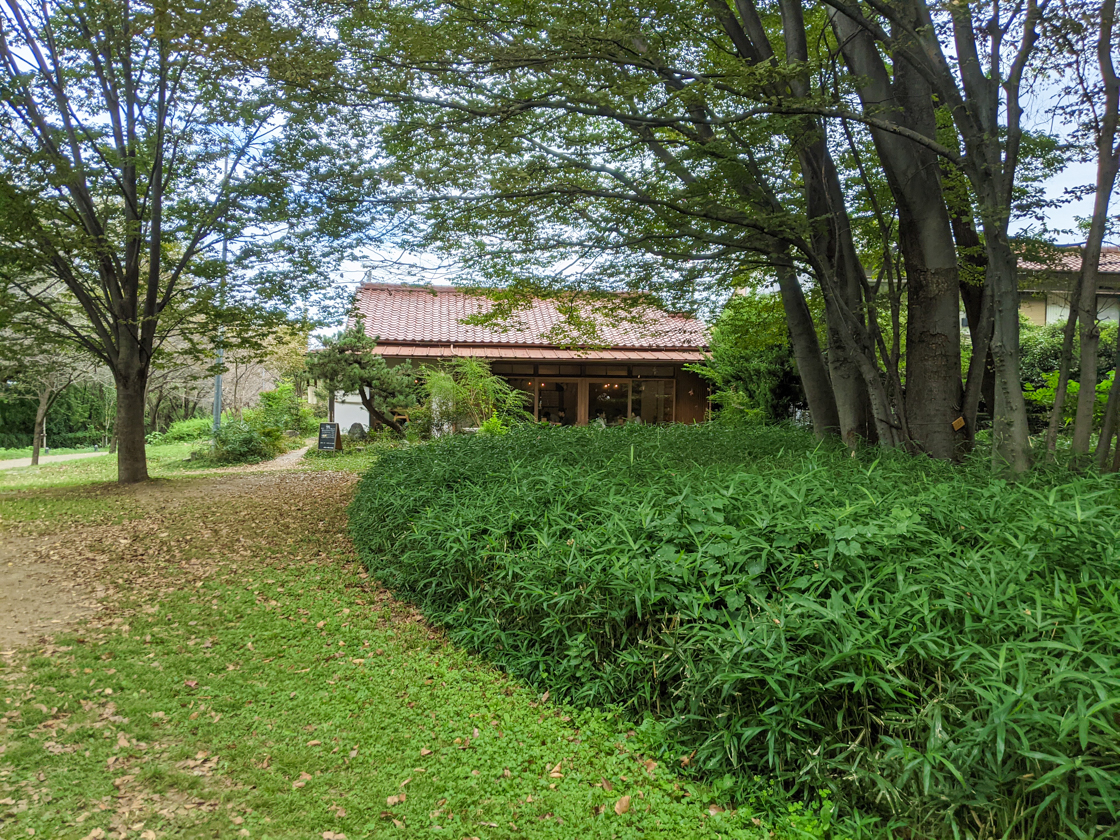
[577,380,589,425]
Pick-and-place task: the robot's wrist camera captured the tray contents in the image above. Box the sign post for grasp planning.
[317,422,340,452]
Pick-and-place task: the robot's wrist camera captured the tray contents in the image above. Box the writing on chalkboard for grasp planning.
[318,423,340,451]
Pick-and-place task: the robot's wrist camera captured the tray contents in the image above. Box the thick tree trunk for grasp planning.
[831,10,963,460]
[798,142,878,446]
[115,366,150,484]
[903,263,963,459]
[1073,285,1101,458]
[774,261,840,437]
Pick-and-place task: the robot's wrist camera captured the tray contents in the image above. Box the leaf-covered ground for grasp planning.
[0,456,807,840]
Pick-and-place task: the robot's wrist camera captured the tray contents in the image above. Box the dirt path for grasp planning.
[0,451,106,470]
[0,534,108,654]
[0,445,314,654]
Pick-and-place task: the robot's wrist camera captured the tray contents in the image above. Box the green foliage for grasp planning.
[688,293,804,423]
[1018,320,1118,429]
[161,417,215,443]
[478,412,511,436]
[350,424,1120,839]
[0,468,816,839]
[307,322,419,432]
[421,357,531,432]
[205,419,285,465]
[1024,369,1116,423]
[244,383,317,436]
[0,382,113,449]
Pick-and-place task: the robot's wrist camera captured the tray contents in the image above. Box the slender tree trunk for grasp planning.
[1072,266,1102,459]
[1072,84,1120,456]
[30,392,49,466]
[1096,327,1120,471]
[360,390,404,436]
[774,261,840,437]
[115,363,150,484]
[986,236,1034,472]
[950,210,995,435]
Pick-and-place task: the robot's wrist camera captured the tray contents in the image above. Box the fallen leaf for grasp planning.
[184,680,198,689]
[541,690,550,703]
[601,777,613,792]
[614,795,631,815]
[307,740,322,747]
[420,748,432,756]
[709,804,725,815]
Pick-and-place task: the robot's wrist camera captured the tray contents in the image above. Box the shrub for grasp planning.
[247,384,317,436]
[162,416,213,443]
[350,424,1120,839]
[205,419,284,464]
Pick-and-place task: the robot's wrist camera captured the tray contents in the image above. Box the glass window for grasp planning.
[507,379,536,418]
[589,381,630,426]
[536,380,577,425]
[632,380,674,424]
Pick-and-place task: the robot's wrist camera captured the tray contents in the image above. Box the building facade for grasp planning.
[1018,246,1120,327]
[333,284,711,430]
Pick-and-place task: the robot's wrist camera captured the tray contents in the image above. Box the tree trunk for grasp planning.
[1096,327,1120,471]
[1073,164,1120,457]
[31,391,49,466]
[115,366,150,484]
[774,261,840,437]
[986,237,1033,472]
[360,390,404,436]
[830,9,963,460]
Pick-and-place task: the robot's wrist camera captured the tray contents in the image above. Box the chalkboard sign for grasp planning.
[318,422,340,451]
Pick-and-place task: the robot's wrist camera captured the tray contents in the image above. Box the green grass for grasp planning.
[0,443,197,490]
[350,422,1120,839]
[299,437,408,472]
[0,453,812,839]
[0,444,200,530]
[0,445,104,460]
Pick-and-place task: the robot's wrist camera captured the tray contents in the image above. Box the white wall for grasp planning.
[1046,292,1120,325]
[334,397,369,431]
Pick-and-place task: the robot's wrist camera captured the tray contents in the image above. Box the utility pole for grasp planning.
[213,151,228,435]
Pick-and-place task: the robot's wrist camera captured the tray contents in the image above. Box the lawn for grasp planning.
[0,445,805,839]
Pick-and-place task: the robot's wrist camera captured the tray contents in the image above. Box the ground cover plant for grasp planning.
[350,423,1120,839]
[0,452,808,839]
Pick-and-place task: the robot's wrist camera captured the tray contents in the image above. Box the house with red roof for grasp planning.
[1018,245,1120,326]
[332,283,711,430]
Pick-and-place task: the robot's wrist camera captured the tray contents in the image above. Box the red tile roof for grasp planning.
[351,284,709,360]
[1019,245,1120,273]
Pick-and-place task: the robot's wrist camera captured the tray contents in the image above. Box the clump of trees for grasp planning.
[0,0,377,483]
[296,0,1120,472]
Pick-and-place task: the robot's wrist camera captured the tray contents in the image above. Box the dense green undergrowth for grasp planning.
[350,423,1120,839]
